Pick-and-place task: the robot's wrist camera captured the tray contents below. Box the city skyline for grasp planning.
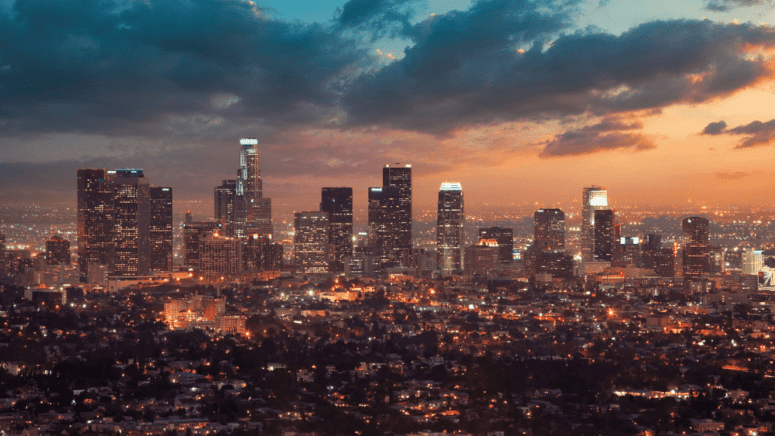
[1,0,774,218]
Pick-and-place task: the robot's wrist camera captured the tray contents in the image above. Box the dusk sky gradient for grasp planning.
[1,0,774,222]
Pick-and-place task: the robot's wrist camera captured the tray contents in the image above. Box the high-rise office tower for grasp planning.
[368,186,400,267]
[243,234,283,272]
[214,179,237,236]
[617,237,641,265]
[581,186,608,262]
[682,216,710,281]
[383,164,412,264]
[149,187,173,272]
[641,233,662,270]
[743,249,764,275]
[682,217,710,245]
[183,212,223,271]
[199,234,242,278]
[113,169,150,276]
[294,212,329,274]
[321,187,353,273]
[437,183,464,275]
[234,138,273,238]
[77,169,116,278]
[45,235,71,265]
[534,209,565,252]
[593,209,614,262]
[478,227,513,264]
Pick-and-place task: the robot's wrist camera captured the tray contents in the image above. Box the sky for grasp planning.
[1,0,774,223]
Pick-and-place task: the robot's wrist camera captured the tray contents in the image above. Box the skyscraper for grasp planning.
[149,187,173,272]
[45,235,71,265]
[321,187,353,273]
[368,186,400,267]
[593,209,614,262]
[294,211,329,274]
[682,216,710,281]
[214,179,237,236]
[534,209,565,252]
[743,249,764,275]
[581,186,608,262]
[682,216,710,245]
[383,164,412,264]
[234,138,273,238]
[183,212,222,272]
[478,227,513,264]
[199,233,242,279]
[437,183,464,275]
[77,169,115,278]
[113,169,150,276]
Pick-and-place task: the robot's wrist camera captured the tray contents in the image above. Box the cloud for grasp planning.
[335,0,416,37]
[343,16,775,134]
[539,117,654,157]
[715,171,750,180]
[705,0,767,12]
[0,0,367,137]
[701,119,775,147]
[702,120,728,135]
[1,0,775,168]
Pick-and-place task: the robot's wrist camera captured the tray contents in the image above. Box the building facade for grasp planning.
[45,235,71,265]
[593,209,614,262]
[534,209,565,252]
[294,211,329,274]
[437,183,464,275]
[321,187,353,273]
[383,164,412,263]
[149,186,173,272]
[478,227,513,264]
[581,186,608,262]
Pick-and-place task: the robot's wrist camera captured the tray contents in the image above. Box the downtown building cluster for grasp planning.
[76,168,173,283]
[14,137,772,293]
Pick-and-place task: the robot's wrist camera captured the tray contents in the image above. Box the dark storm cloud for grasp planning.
[2,0,775,162]
[539,117,653,157]
[701,119,775,148]
[343,17,775,134]
[0,0,366,136]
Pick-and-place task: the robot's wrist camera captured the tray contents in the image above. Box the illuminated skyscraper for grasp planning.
[183,212,222,272]
[534,209,565,252]
[368,186,400,267]
[321,187,353,273]
[149,187,173,272]
[682,216,710,281]
[437,183,464,275]
[77,169,115,278]
[581,186,608,262]
[682,216,710,245]
[294,211,329,274]
[593,209,614,262]
[383,164,412,264]
[113,169,150,276]
[45,235,71,265]
[478,227,513,264]
[743,249,764,275]
[214,179,237,236]
[199,234,242,278]
[234,138,273,238]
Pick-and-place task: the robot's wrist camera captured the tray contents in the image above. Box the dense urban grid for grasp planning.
[2,139,775,436]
